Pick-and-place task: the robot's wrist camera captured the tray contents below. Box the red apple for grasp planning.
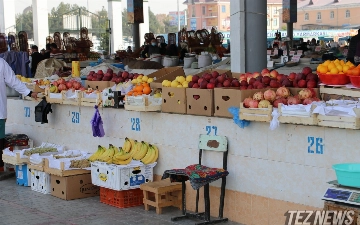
[298,79,307,88]
[269,70,278,78]
[207,83,215,89]
[262,76,271,85]
[209,78,217,84]
[192,75,200,83]
[288,72,296,81]
[217,75,225,84]
[216,83,223,88]
[200,80,208,89]
[204,73,212,82]
[198,78,204,85]
[240,80,248,86]
[302,67,312,76]
[223,80,231,87]
[252,72,260,79]
[188,81,194,88]
[249,78,256,85]
[307,80,317,88]
[122,71,129,79]
[212,71,219,78]
[239,74,246,82]
[192,83,200,88]
[231,80,240,87]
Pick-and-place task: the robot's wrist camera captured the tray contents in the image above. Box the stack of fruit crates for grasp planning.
[100,187,143,209]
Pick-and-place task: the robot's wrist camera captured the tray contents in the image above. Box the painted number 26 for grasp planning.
[308,136,324,154]
[131,118,140,131]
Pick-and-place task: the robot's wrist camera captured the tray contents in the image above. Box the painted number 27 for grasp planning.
[308,136,324,154]
[131,118,141,131]
[206,126,218,135]
[71,112,80,124]
[24,107,30,117]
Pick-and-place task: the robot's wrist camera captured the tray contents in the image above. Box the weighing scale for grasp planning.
[322,180,360,206]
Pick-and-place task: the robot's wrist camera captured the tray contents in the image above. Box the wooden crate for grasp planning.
[320,85,360,101]
[61,91,82,106]
[278,104,318,126]
[45,88,63,104]
[239,103,272,122]
[324,201,359,225]
[44,158,90,177]
[28,159,46,172]
[318,115,360,130]
[2,151,29,165]
[125,96,161,112]
[80,92,102,107]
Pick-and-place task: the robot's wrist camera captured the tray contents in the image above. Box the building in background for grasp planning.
[169,11,186,27]
[183,0,230,31]
[296,0,360,30]
[267,0,284,31]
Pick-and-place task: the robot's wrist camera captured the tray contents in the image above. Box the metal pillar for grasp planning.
[108,0,123,53]
[32,0,49,49]
[133,23,140,50]
[139,0,149,45]
[287,22,294,50]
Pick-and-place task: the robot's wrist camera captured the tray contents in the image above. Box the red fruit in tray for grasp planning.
[256,75,263,81]
[240,86,247,90]
[240,80,248,86]
[198,78,204,84]
[307,80,317,88]
[97,70,103,75]
[296,73,306,81]
[288,72,296,81]
[306,73,318,82]
[270,80,279,88]
[223,80,231,87]
[216,83,224,88]
[204,73,212,82]
[207,83,215,89]
[192,75,200,83]
[231,80,240,87]
[262,76,271,85]
[282,79,292,87]
[217,75,225,84]
[261,68,270,76]
[298,79,307,88]
[247,85,254,89]
[200,80,208,89]
[188,81,194,88]
[302,67,312,76]
[192,83,200,88]
[248,78,256,85]
[209,78,217,84]
[122,71,129,79]
[212,71,219,78]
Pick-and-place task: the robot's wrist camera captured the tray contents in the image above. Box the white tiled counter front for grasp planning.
[6,98,358,225]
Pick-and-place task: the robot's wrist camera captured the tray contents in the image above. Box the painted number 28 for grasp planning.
[308,136,324,154]
[131,118,140,131]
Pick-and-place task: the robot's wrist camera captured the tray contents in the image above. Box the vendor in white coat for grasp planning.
[0,58,38,167]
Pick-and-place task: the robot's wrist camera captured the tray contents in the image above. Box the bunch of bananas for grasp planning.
[88,145,116,163]
[88,145,106,162]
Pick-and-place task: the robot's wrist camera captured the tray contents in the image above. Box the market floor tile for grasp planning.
[0,178,243,225]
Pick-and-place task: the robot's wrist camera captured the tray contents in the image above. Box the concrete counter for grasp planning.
[6,98,353,225]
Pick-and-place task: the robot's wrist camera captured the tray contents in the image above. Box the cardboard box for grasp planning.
[149,67,185,89]
[214,88,242,118]
[51,173,100,200]
[84,81,110,91]
[186,88,214,116]
[162,87,187,114]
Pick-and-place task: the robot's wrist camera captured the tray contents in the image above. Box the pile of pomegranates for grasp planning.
[189,71,240,89]
[51,78,85,93]
[243,87,321,109]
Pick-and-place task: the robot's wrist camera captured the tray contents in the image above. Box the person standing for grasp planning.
[348,29,360,63]
[44,44,51,59]
[141,38,160,58]
[30,45,44,77]
[0,58,38,167]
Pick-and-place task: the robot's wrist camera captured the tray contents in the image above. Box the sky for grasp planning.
[15,0,187,15]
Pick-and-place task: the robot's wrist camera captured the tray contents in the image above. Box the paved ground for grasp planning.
[0,177,242,225]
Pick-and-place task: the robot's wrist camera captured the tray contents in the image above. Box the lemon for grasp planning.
[165,80,172,87]
[186,75,193,82]
[323,60,331,66]
[171,80,179,87]
[176,76,186,84]
[138,75,143,79]
[147,78,154,83]
[162,80,168,86]
[182,81,189,88]
[142,76,149,82]
[339,72,344,74]
[132,79,138,84]
[319,65,328,74]
[328,63,336,70]
[336,65,343,72]
[343,65,350,73]
[330,68,339,74]
[177,85,183,88]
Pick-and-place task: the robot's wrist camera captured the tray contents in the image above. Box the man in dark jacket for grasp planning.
[347,29,360,64]
[30,45,43,77]
[141,38,160,58]
[43,44,51,59]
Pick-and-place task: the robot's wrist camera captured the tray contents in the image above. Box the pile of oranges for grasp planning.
[127,82,152,96]
[317,59,355,75]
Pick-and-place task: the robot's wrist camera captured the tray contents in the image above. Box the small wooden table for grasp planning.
[140,179,182,214]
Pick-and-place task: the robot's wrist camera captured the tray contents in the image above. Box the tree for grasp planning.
[48,3,87,32]
[163,16,179,33]
[122,9,133,37]
[16,9,33,39]
[149,8,164,34]
[91,7,109,53]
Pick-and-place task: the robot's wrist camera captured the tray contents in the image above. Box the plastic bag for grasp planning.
[270,109,280,130]
[228,107,250,129]
[91,105,105,137]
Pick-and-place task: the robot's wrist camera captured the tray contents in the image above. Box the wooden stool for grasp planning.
[140,179,182,214]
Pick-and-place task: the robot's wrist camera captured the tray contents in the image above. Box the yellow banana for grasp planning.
[130,141,140,157]
[141,146,154,164]
[129,138,135,151]
[89,145,103,162]
[133,141,148,160]
[113,156,132,165]
[149,145,159,164]
[113,149,132,161]
[106,157,113,164]
[123,137,131,153]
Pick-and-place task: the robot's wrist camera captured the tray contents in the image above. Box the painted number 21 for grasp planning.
[131,118,141,131]
[206,126,218,135]
[308,136,324,154]
[71,112,80,124]
[24,107,30,117]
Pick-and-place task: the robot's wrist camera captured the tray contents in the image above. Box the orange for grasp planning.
[343,65,350,73]
[135,85,143,92]
[143,86,151,95]
[353,69,360,76]
[336,65,343,72]
[142,82,150,87]
[328,63,336,70]
[319,65,328,74]
[127,91,134,96]
[330,68,339,74]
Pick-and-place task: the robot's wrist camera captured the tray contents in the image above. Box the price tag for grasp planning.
[267,50,272,55]
[297,50,303,55]
[267,60,274,68]
[205,126,218,135]
[24,107,30,118]
[131,118,141,131]
[291,55,301,62]
[315,46,321,52]
[71,112,80,124]
[307,136,324,154]
[273,50,278,56]
[289,51,295,56]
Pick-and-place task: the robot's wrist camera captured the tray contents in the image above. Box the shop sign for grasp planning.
[267,29,355,39]
[190,18,197,30]
[127,0,143,24]
[24,107,30,118]
[282,0,297,23]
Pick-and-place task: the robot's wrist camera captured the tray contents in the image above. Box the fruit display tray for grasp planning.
[319,85,360,101]
[44,159,90,177]
[239,103,273,122]
[61,91,82,106]
[80,92,102,107]
[28,158,46,172]
[2,151,29,165]
[124,104,161,112]
[317,109,360,130]
[100,187,143,209]
[278,104,318,126]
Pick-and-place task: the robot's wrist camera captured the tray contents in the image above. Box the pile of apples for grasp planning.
[50,78,85,93]
[189,71,240,89]
[243,87,321,109]
[238,67,319,90]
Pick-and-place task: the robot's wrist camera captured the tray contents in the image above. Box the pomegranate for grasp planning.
[258,100,271,108]
[52,81,58,86]
[273,97,287,108]
[298,88,313,100]
[217,75,225,84]
[253,92,264,101]
[188,81,194,88]
[66,81,73,89]
[307,80,317,88]
[247,85,254,89]
[298,80,307,88]
[302,98,315,105]
[58,84,67,91]
[264,89,276,102]
[276,87,290,98]
[243,97,253,108]
[73,82,81,90]
[248,100,259,108]
[287,96,301,105]
[57,78,65,85]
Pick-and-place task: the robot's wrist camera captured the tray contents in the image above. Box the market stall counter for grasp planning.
[6,98,350,225]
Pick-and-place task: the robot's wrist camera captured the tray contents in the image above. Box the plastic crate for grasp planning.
[100,187,143,208]
[15,164,31,186]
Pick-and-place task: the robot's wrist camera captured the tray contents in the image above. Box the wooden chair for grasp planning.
[163,135,229,225]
